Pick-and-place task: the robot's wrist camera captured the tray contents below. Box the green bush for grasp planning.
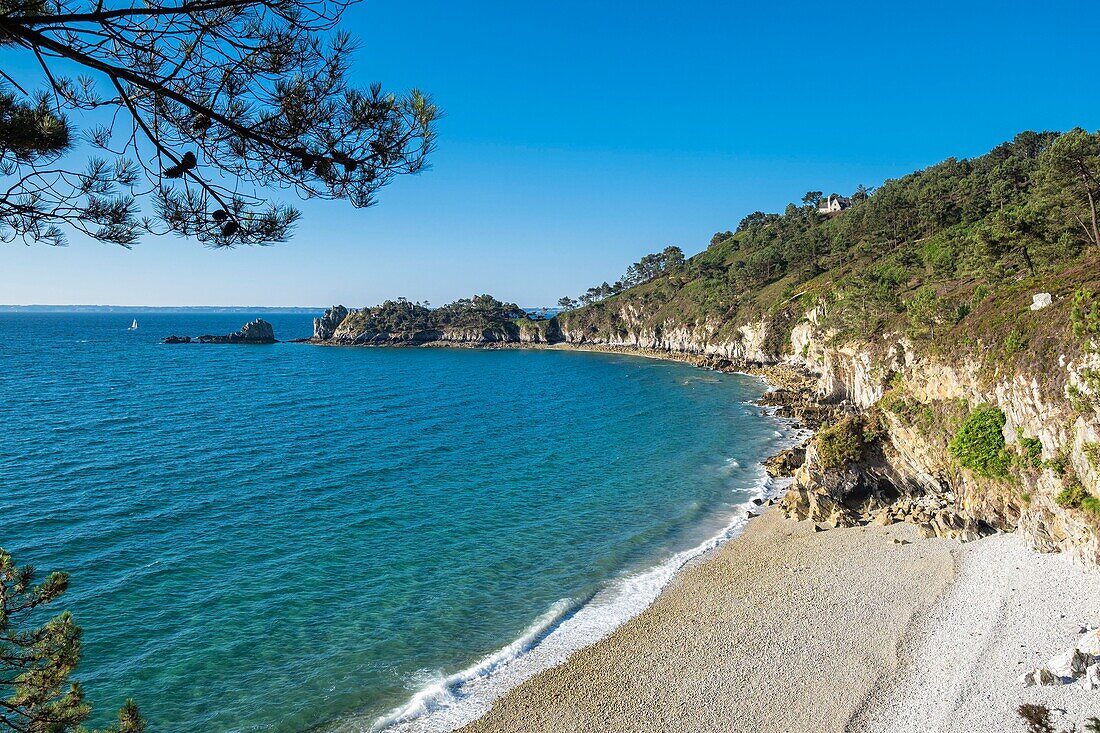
[1071,288,1100,340]
[1084,442,1100,469]
[1055,480,1088,508]
[949,405,1011,478]
[1018,436,1043,468]
[815,415,867,470]
[1082,495,1100,518]
[1004,329,1028,356]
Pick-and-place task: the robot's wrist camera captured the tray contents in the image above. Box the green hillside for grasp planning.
[560,128,1100,372]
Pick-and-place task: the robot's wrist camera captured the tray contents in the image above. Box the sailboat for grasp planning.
[128,319,138,331]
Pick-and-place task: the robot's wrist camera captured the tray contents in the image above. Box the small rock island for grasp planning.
[162,318,277,344]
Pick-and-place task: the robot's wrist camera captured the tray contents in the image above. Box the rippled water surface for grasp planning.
[0,312,786,732]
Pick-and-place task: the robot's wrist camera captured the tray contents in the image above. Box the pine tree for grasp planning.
[0,548,145,733]
[0,0,437,247]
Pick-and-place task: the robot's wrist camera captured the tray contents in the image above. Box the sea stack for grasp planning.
[162,318,277,344]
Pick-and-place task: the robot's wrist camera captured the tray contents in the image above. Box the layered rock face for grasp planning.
[780,312,1100,566]
[555,304,775,363]
[313,305,348,340]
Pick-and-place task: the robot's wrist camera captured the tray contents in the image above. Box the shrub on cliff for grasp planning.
[1060,475,1100,518]
[1018,436,1043,469]
[1056,477,1089,509]
[1083,495,1100,517]
[1072,288,1100,342]
[949,405,1012,478]
[815,415,869,470]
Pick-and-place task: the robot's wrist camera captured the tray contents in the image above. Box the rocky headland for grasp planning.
[162,318,277,344]
[308,296,557,346]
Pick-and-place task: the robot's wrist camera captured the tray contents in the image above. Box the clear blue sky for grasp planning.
[3,0,1099,307]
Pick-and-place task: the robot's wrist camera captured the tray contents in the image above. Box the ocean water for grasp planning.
[0,312,792,732]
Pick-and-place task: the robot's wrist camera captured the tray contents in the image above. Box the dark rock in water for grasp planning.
[313,305,348,340]
[163,319,277,344]
[197,318,277,344]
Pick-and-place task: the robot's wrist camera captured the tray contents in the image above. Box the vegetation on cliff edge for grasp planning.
[335,295,528,337]
[949,405,1012,478]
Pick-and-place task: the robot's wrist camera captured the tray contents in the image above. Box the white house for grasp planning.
[818,194,852,215]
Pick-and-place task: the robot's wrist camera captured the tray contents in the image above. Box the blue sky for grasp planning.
[3,0,1099,306]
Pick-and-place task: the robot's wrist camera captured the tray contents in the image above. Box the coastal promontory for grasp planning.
[309,296,559,345]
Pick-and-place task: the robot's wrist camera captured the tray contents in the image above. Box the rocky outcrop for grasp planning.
[781,305,1100,566]
[164,318,276,344]
[780,437,993,543]
[763,446,805,478]
[1019,625,1100,688]
[199,318,276,344]
[517,318,561,343]
[313,309,559,346]
[324,324,522,345]
[313,305,348,340]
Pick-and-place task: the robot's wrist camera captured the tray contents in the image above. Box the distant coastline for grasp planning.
[0,304,323,313]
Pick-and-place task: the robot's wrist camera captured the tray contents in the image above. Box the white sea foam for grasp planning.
[336,421,804,733]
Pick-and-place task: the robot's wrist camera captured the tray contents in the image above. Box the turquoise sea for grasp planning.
[0,312,793,732]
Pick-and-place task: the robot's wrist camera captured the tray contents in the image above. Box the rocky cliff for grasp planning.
[313,305,348,340]
[544,292,1100,566]
[785,307,1100,567]
[554,303,775,363]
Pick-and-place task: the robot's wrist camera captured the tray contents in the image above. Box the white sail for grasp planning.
[129,319,138,330]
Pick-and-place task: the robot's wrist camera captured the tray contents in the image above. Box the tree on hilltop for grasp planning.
[0,548,144,732]
[709,230,734,247]
[557,296,578,310]
[0,0,438,248]
[1034,127,1100,248]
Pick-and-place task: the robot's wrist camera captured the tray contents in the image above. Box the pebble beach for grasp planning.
[458,510,1100,733]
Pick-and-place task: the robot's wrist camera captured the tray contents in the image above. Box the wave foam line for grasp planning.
[345,433,802,733]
